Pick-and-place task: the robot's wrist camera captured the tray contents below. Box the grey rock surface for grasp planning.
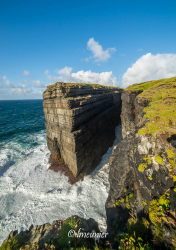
[43,82,122,177]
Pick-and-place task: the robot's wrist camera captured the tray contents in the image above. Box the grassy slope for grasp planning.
[127,77,176,136]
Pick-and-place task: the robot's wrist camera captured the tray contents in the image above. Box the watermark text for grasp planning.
[68,228,108,239]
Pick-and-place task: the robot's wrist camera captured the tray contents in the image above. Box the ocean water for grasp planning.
[0,100,121,244]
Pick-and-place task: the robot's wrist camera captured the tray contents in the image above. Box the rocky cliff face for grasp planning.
[1,78,176,249]
[0,216,105,250]
[43,82,122,177]
[106,77,176,249]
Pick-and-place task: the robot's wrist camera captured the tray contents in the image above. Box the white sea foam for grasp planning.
[0,131,46,171]
[0,126,121,244]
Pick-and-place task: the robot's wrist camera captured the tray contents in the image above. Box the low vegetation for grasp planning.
[0,217,101,250]
[114,189,176,249]
[47,82,120,90]
[127,77,176,136]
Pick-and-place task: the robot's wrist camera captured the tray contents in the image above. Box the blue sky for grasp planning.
[1,0,176,99]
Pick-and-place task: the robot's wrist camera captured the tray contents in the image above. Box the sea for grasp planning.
[0,99,121,244]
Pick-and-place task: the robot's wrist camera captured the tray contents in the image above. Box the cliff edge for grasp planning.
[43,82,122,177]
[106,77,176,249]
[0,216,104,250]
[2,78,176,249]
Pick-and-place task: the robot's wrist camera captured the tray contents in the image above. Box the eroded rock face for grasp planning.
[106,78,176,249]
[1,216,104,250]
[43,82,122,177]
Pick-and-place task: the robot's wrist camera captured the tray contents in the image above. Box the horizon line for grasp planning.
[0,98,43,101]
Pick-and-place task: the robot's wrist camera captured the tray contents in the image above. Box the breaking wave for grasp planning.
[0,126,121,244]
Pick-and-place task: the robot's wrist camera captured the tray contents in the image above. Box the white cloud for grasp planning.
[32,80,47,88]
[122,53,176,87]
[57,66,72,76]
[45,67,117,86]
[87,38,116,62]
[11,86,32,95]
[71,70,117,85]
[0,75,12,88]
[0,75,45,99]
[44,69,49,75]
[23,70,30,76]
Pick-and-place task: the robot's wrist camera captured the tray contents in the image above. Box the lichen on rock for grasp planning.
[106,76,176,249]
[2,77,176,249]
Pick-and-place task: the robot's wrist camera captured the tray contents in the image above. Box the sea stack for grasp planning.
[43,82,122,177]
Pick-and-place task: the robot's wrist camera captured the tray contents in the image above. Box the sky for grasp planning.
[1,0,176,99]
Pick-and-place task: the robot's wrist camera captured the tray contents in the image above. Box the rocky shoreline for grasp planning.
[1,77,176,249]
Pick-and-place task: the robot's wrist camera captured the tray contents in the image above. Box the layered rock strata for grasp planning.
[106,77,176,249]
[1,77,176,249]
[43,82,122,177]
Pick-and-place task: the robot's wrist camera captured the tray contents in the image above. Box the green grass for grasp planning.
[47,81,120,90]
[126,77,176,136]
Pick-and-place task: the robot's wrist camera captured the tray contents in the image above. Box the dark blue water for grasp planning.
[0,100,46,172]
[0,99,116,244]
[0,100,45,143]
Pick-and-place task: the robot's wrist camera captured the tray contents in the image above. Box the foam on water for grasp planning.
[0,126,121,244]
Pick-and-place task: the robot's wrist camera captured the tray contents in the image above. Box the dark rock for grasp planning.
[1,216,109,250]
[43,82,122,177]
[106,78,176,249]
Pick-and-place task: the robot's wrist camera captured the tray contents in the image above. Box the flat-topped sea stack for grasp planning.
[43,82,122,177]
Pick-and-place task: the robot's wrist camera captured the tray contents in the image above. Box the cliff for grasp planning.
[1,77,176,249]
[43,82,122,177]
[106,77,176,249]
[0,216,105,250]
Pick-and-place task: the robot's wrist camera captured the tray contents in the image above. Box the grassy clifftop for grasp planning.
[126,77,176,136]
[47,81,120,90]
